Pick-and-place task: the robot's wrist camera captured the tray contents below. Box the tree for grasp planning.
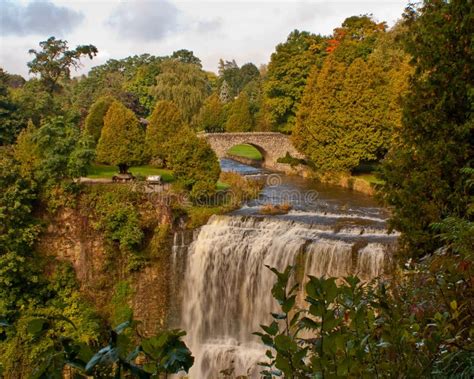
[151,60,210,123]
[219,80,232,103]
[28,37,98,93]
[172,49,202,67]
[83,95,115,144]
[264,30,328,132]
[145,100,184,163]
[225,92,254,132]
[10,78,56,126]
[0,69,24,145]
[327,15,386,64]
[194,93,226,132]
[96,101,145,173]
[165,128,220,199]
[380,0,474,256]
[292,21,410,173]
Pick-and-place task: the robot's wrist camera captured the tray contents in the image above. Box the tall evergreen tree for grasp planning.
[225,93,254,132]
[381,0,474,256]
[194,94,226,132]
[145,100,184,163]
[96,101,145,173]
[83,95,115,144]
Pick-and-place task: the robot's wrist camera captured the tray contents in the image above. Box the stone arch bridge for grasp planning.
[198,132,305,173]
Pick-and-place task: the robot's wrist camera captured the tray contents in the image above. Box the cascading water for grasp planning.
[172,160,398,378]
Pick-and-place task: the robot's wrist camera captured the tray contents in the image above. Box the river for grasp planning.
[172,159,397,378]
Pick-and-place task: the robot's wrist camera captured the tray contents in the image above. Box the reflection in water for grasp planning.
[173,159,396,378]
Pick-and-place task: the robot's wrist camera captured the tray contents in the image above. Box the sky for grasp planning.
[0,0,409,78]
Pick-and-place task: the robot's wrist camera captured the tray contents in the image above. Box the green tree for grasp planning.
[380,0,474,256]
[0,69,24,145]
[83,95,115,143]
[328,15,386,64]
[165,128,220,199]
[96,101,145,173]
[225,92,254,132]
[10,78,56,126]
[28,37,98,93]
[264,30,327,132]
[172,49,202,67]
[194,93,226,132]
[152,60,210,123]
[145,100,184,163]
[219,80,232,103]
[293,22,410,173]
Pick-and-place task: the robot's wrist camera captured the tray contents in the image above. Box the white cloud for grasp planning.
[106,0,182,41]
[0,0,409,77]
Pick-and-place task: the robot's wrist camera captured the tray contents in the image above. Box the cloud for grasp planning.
[0,0,84,36]
[106,0,181,41]
[195,18,222,34]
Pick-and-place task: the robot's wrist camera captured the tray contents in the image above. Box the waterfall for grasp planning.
[173,214,396,378]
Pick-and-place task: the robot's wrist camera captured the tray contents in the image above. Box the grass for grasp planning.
[86,164,174,182]
[354,174,385,185]
[227,144,263,161]
[216,181,231,191]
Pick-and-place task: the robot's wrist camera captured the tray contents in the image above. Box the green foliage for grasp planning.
[96,100,145,172]
[151,60,211,123]
[171,49,202,67]
[14,116,95,189]
[166,129,221,201]
[264,30,328,132]
[329,15,386,64]
[194,93,226,132]
[257,260,474,378]
[0,263,102,378]
[145,100,184,163]
[81,185,147,272]
[225,92,254,132]
[83,95,115,143]
[28,36,98,93]
[0,68,25,145]
[10,78,57,126]
[110,281,134,326]
[217,59,260,99]
[380,0,474,256]
[293,23,410,173]
[0,150,44,315]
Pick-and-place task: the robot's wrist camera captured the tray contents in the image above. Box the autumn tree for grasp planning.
[194,93,226,132]
[28,37,97,93]
[83,95,115,143]
[264,30,327,132]
[225,92,253,132]
[145,100,184,163]
[380,0,474,256]
[152,60,210,123]
[165,128,220,200]
[96,101,145,173]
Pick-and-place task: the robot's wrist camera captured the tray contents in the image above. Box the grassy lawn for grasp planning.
[227,144,263,161]
[86,164,174,182]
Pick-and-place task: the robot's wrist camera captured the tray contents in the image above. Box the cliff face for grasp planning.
[36,194,174,335]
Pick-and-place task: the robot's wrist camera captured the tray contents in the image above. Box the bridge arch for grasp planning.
[198,132,305,173]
